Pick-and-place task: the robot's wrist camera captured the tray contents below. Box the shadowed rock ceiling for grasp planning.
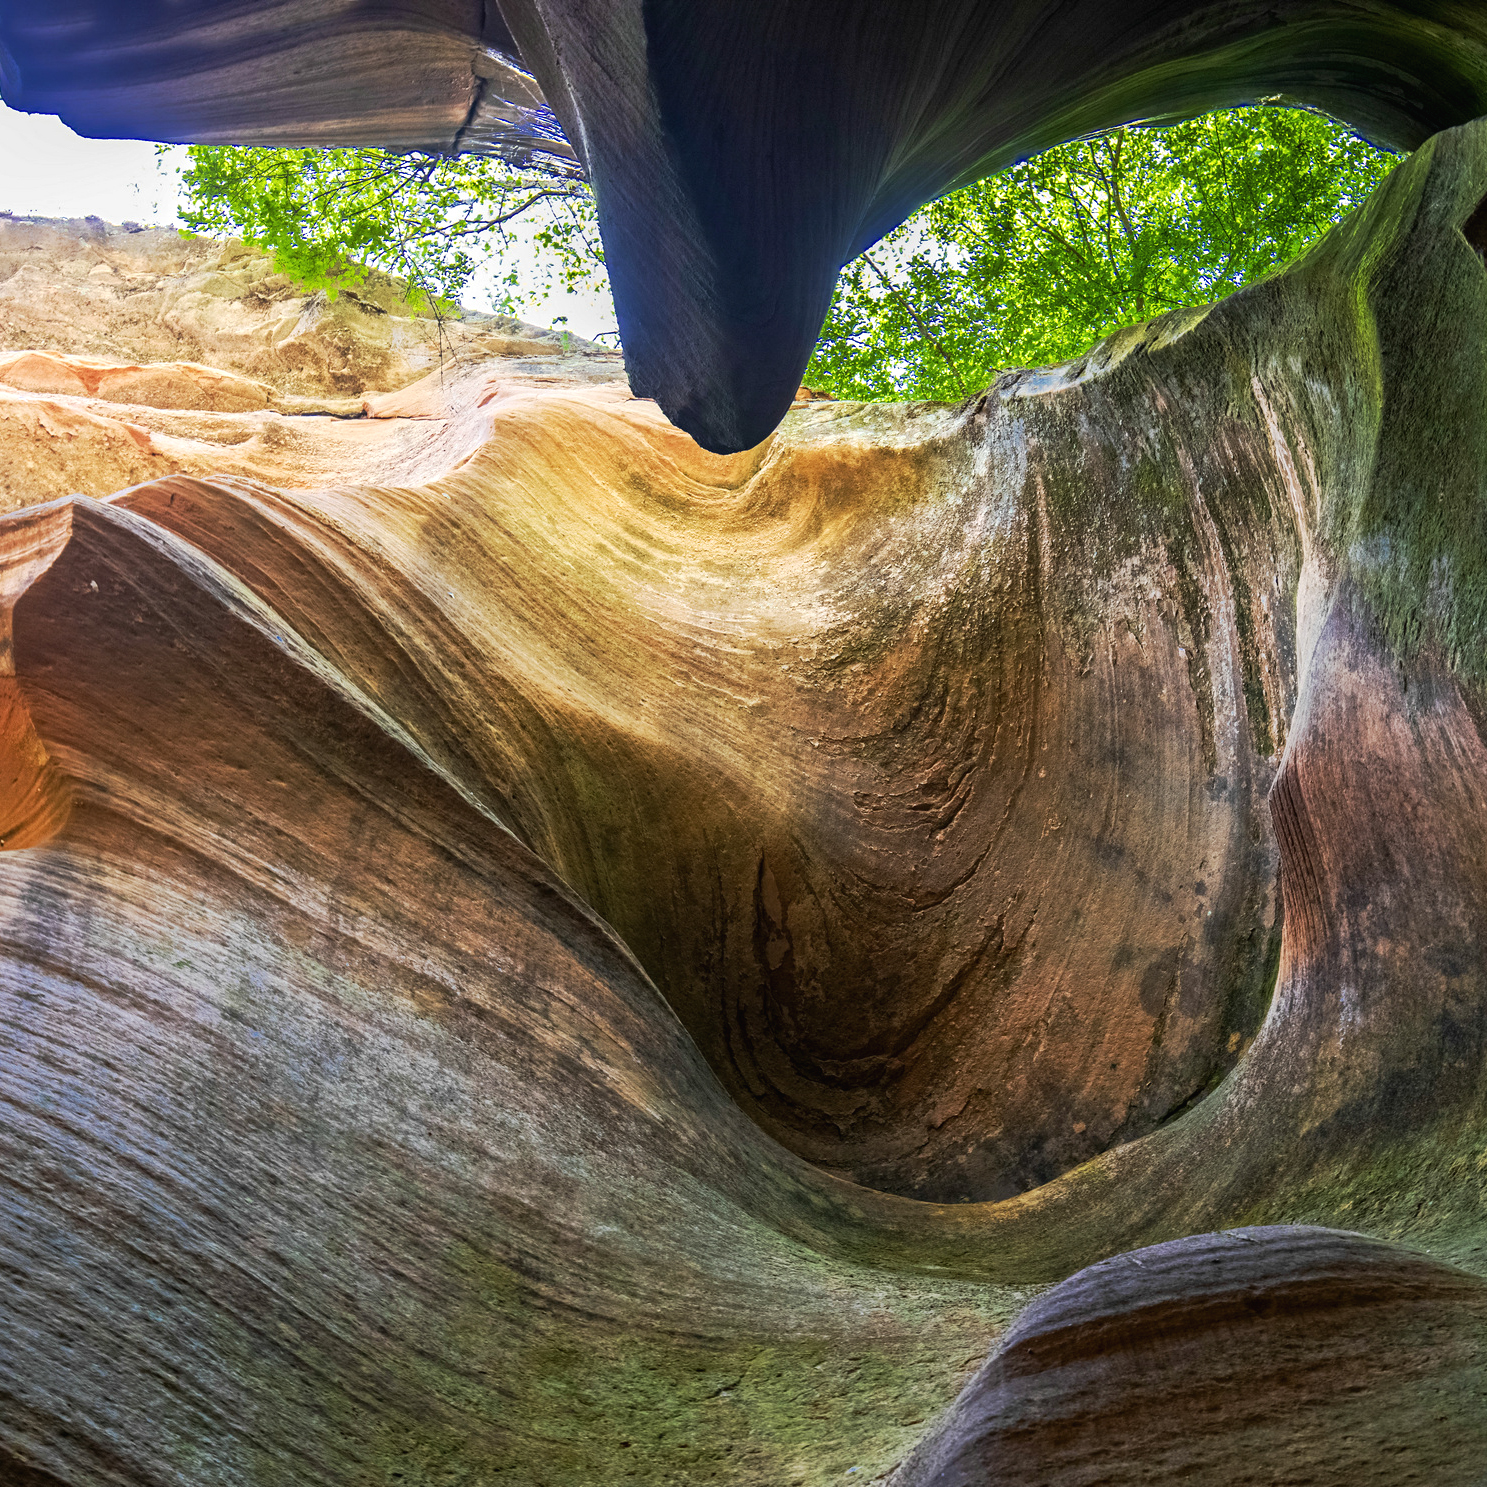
[8,2,1487,449]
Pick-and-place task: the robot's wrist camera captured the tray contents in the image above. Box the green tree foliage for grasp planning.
[178,108,1396,391]
[177,145,604,314]
[805,107,1398,401]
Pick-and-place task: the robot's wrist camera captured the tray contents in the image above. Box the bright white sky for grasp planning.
[0,102,185,223]
[0,100,618,339]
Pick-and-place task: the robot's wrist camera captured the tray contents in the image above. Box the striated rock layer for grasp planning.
[4,115,1487,1487]
[894,1227,1487,1485]
[0,217,622,505]
[0,1,565,164]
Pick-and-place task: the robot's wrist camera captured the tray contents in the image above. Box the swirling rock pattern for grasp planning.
[895,1227,1487,1485]
[3,89,1487,1487]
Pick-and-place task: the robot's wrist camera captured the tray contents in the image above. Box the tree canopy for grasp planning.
[804,107,1397,401]
[177,145,603,315]
[177,106,1396,394]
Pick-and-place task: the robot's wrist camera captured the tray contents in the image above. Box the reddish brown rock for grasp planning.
[894,1226,1487,1486]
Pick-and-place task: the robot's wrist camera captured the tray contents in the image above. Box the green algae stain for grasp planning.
[338,1236,1008,1487]
[1284,123,1487,698]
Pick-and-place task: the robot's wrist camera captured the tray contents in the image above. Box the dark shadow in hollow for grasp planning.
[1462,193,1487,262]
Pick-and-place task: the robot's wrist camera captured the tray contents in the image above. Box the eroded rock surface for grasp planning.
[0,1,559,161]
[895,1226,1487,1485]
[0,217,623,503]
[3,121,1487,1486]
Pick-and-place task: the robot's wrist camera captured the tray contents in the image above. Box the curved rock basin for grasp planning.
[3,123,1487,1484]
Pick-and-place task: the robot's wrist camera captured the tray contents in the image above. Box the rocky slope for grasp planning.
[4,117,1487,1487]
[0,214,622,503]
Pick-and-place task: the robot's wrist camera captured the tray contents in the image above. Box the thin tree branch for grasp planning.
[861,250,969,398]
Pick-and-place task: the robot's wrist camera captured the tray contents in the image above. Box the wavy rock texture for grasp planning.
[0,1,547,157]
[4,112,1487,1487]
[894,1226,1487,1485]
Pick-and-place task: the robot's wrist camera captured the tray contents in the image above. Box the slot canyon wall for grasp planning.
[3,4,1487,1485]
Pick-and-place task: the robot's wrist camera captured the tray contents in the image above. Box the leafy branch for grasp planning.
[807,106,1397,403]
[177,144,605,320]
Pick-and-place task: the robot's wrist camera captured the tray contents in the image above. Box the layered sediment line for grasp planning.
[2,121,1487,1485]
[894,1227,1487,1484]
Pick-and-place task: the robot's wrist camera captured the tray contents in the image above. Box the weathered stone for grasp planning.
[490,0,1487,450]
[3,89,1487,1487]
[0,222,623,506]
[0,2,528,153]
[895,1226,1487,1485]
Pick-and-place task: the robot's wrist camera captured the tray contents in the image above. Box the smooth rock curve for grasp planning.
[4,115,1487,1487]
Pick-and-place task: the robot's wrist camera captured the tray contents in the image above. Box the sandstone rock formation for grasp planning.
[3,98,1487,1484]
[0,216,620,505]
[896,1227,1487,1484]
[0,2,573,168]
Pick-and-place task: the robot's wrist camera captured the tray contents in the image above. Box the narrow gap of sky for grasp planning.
[0,101,615,339]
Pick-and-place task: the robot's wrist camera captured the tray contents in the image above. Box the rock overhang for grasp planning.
[7,2,1487,450]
